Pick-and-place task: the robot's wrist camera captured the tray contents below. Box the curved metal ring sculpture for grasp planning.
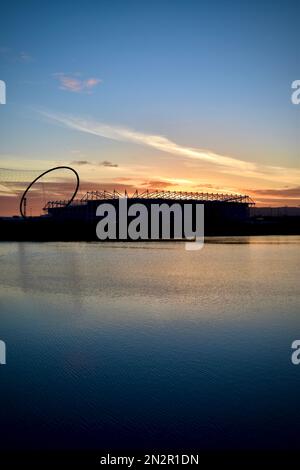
[20,166,80,218]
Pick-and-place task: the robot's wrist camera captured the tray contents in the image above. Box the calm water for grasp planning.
[0,237,300,450]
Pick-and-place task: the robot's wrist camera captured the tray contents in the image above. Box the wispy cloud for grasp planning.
[53,73,102,93]
[18,51,33,63]
[70,159,119,167]
[246,186,300,206]
[41,111,300,186]
[0,47,33,63]
[70,160,91,165]
[249,186,300,199]
[101,160,118,168]
[140,179,179,189]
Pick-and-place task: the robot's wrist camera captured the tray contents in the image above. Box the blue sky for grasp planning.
[0,0,299,212]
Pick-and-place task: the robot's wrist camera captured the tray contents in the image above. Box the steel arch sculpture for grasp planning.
[19,166,80,218]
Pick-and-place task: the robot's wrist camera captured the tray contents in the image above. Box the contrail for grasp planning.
[41,111,300,185]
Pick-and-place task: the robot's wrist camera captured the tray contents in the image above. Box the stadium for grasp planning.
[1,167,299,240]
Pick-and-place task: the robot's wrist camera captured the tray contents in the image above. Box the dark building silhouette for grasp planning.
[0,190,299,240]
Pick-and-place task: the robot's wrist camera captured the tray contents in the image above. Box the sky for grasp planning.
[0,0,299,215]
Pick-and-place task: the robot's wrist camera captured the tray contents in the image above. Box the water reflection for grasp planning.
[0,238,299,450]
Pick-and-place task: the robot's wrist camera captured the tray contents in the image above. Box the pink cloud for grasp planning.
[54,73,102,93]
[85,78,101,88]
